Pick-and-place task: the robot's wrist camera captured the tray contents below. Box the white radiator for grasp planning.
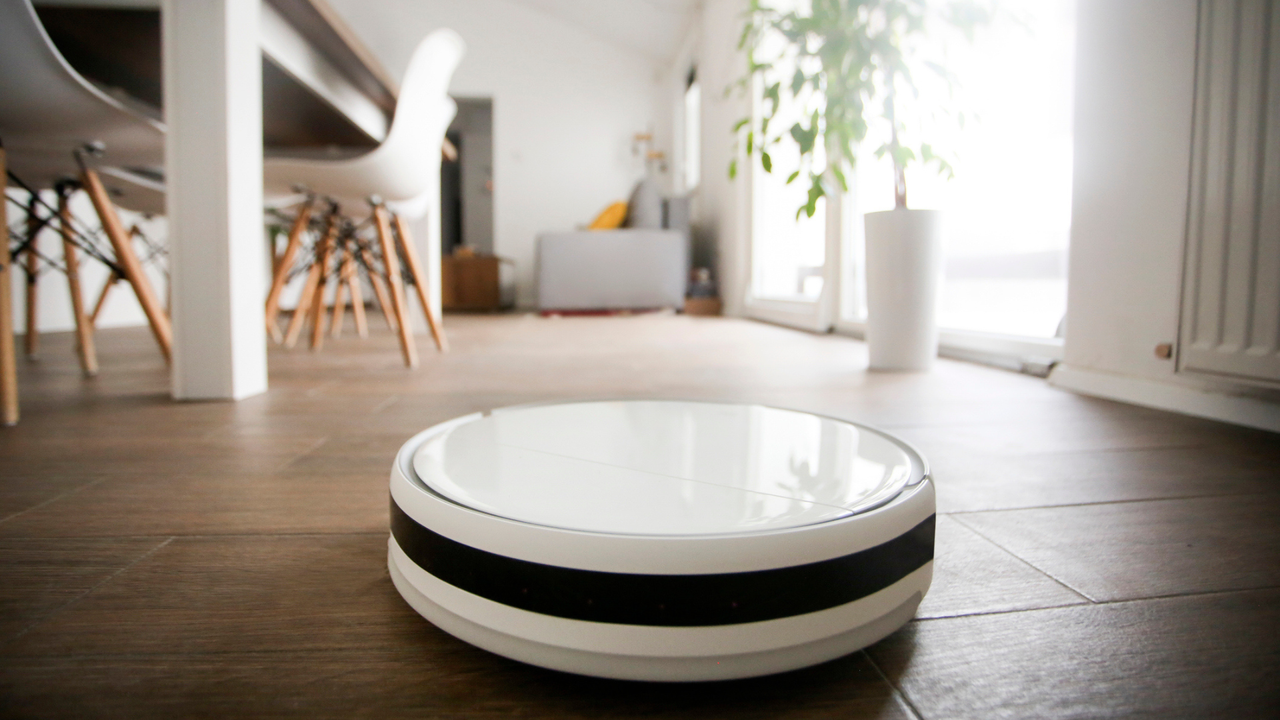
[1180,0,1280,386]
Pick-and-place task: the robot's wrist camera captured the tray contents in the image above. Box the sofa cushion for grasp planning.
[588,201,628,230]
[623,178,663,229]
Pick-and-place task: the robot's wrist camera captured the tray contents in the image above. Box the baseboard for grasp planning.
[1048,364,1280,434]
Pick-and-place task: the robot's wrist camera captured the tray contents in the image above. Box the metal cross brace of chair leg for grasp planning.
[295,216,382,351]
[264,197,448,369]
[75,155,171,363]
[4,175,120,379]
[8,154,174,368]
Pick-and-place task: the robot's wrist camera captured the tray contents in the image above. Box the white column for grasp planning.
[163,0,268,400]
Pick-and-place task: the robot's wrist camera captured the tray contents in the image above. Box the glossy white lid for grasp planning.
[411,401,922,537]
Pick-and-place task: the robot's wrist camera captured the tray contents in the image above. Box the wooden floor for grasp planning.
[1,314,1277,719]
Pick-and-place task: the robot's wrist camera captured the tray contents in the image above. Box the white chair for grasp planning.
[0,0,171,395]
[0,0,166,214]
[263,29,464,368]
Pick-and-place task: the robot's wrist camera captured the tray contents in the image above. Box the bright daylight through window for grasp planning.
[751,14,827,301]
[684,71,701,191]
[753,0,1076,340]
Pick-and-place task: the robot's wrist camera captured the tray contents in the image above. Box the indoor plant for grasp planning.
[732,0,992,370]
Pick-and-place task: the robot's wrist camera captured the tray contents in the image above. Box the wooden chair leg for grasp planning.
[284,260,321,349]
[81,168,172,363]
[359,247,398,332]
[309,222,337,351]
[24,196,39,357]
[373,205,417,368]
[329,245,348,339]
[265,197,313,342]
[58,188,98,377]
[90,272,119,326]
[0,147,19,426]
[347,259,368,339]
[286,212,337,349]
[391,214,448,352]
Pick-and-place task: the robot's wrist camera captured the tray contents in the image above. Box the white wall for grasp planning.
[1060,0,1198,381]
[1050,0,1280,431]
[328,0,658,308]
[653,0,750,315]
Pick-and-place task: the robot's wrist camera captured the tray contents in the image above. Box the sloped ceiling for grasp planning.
[504,0,699,65]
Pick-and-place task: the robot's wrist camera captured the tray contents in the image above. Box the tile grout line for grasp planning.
[1087,583,1280,608]
[909,583,1280,624]
[946,514,1098,603]
[943,487,1280,515]
[0,477,110,528]
[272,435,333,472]
[369,395,402,414]
[5,536,177,644]
[861,649,927,720]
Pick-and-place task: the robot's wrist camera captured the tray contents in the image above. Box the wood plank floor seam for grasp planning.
[944,513,1094,603]
[906,584,1280,625]
[4,536,174,645]
[0,476,109,527]
[941,487,1280,514]
[860,649,925,720]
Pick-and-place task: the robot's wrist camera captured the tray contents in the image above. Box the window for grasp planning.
[683,68,701,191]
[843,0,1076,340]
[750,22,828,303]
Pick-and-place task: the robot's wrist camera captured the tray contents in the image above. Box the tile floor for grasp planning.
[0,314,1276,719]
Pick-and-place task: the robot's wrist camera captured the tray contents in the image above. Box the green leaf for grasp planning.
[791,122,816,155]
[786,170,800,184]
[729,158,738,180]
[831,164,848,192]
[733,118,750,133]
[796,175,826,218]
[761,152,773,172]
[790,68,805,95]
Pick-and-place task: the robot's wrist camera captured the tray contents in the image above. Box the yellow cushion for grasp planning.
[588,201,628,230]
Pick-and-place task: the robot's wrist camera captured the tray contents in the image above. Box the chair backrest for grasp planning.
[262,27,466,204]
[381,28,468,160]
[0,0,164,186]
[364,29,465,180]
[385,97,458,220]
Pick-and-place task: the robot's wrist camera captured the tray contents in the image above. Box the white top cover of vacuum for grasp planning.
[411,400,921,536]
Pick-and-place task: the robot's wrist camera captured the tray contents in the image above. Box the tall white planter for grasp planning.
[864,209,944,371]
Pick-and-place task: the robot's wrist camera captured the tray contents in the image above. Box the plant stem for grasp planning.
[888,79,908,209]
[894,162,908,209]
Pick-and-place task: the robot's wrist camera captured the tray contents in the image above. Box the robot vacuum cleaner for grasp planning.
[388,400,935,682]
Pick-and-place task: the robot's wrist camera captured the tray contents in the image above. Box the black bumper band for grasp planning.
[391,501,934,627]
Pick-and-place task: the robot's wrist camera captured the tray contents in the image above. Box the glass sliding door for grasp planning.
[836,0,1076,354]
[744,0,839,332]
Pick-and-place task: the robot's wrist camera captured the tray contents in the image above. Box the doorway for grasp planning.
[441,98,493,256]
